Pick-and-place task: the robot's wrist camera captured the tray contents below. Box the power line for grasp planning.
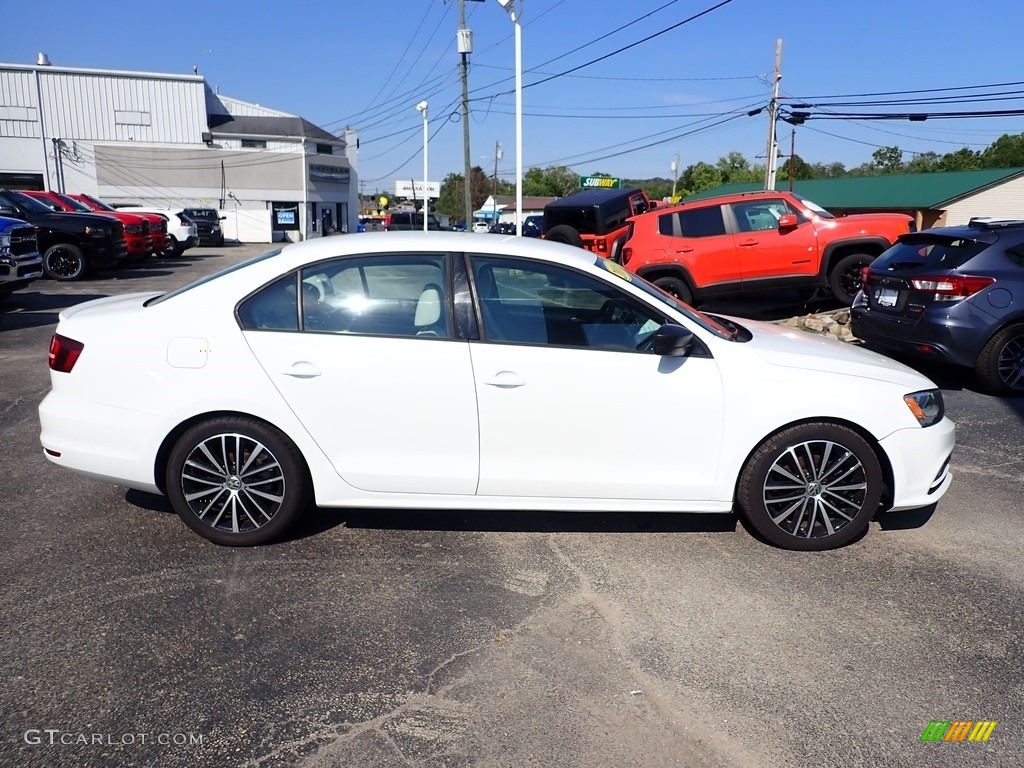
[780,80,1024,101]
[473,62,762,82]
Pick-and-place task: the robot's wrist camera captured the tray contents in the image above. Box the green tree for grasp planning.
[937,147,981,171]
[680,161,724,195]
[871,146,904,173]
[778,153,815,182]
[435,167,494,220]
[980,133,1024,168]
[904,151,941,174]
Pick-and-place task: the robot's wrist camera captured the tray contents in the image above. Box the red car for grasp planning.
[620,190,914,305]
[21,190,154,261]
[66,193,169,257]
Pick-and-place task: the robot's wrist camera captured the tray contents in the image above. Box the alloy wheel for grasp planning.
[179,432,286,534]
[46,248,83,279]
[997,335,1024,391]
[761,440,868,540]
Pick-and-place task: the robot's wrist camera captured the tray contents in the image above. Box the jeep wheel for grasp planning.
[829,253,874,304]
[43,244,88,282]
[544,224,583,248]
[652,276,693,305]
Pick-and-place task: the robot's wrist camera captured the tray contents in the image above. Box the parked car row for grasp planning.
[0,189,201,292]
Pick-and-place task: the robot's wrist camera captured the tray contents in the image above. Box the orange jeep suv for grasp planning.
[620,190,914,305]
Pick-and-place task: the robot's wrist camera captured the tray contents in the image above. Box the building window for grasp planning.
[114,110,151,126]
[241,139,267,149]
[316,143,334,155]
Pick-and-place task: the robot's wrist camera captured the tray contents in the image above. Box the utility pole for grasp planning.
[492,140,502,224]
[458,0,474,228]
[671,152,680,200]
[788,129,796,192]
[763,38,783,191]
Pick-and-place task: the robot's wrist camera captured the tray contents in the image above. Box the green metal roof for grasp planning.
[684,167,1024,209]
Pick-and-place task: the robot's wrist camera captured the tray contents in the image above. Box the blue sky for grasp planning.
[6,0,1024,196]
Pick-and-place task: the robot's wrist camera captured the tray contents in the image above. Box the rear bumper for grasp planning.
[39,389,163,494]
[851,301,993,369]
[879,417,955,512]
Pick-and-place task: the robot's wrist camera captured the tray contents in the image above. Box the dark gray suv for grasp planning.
[851,218,1024,395]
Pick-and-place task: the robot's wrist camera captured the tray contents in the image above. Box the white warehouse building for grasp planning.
[0,56,359,242]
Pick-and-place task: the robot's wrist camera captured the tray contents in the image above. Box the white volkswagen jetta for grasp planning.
[39,232,954,550]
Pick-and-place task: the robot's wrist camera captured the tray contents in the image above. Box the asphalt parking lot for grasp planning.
[2,242,1023,768]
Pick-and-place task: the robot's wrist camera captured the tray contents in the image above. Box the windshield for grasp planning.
[81,195,115,211]
[145,249,282,306]
[873,234,990,272]
[793,194,835,219]
[56,193,93,212]
[594,258,735,340]
[185,209,219,220]
[4,190,53,214]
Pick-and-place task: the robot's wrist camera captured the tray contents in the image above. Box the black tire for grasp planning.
[976,324,1024,396]
[544,224,584,248]
[652,276,693,305]
[166,235,182,257]
[737,422,883,551]
[43,244,88,282]
[165,417,310,546]
[829,253,874,304]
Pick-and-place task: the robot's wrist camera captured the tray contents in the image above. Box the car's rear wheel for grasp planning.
[737,422,883,551]
[544,224,583,247]
[43,244,88,281]
[976,324,1024,396]
[652,276,693,305]
[829,253,873,304]
[166,417,310,546]
[166,235,182,257]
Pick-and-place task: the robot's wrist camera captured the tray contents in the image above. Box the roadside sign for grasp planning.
[579,176,621,189]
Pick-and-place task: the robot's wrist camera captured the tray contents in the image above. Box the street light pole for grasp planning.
[416,100,429,232]
[496,0,523,236]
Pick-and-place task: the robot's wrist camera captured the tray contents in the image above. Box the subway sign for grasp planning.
[579,176,621,189]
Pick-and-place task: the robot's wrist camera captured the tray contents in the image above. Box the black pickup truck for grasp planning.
[0,215,43,301]
[0,189,128,281]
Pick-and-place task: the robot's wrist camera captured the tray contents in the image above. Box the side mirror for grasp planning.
[220,216,227,220]
[0,205,19,217]
[778,214,798,229]
[651,323,694,357]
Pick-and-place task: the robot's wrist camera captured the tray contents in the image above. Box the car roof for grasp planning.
[545,188,644,209]
[263,231,599,273]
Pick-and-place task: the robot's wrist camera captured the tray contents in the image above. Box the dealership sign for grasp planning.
[580,176,621,189]
[395,180,441,199]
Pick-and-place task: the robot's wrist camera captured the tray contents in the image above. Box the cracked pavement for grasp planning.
[2,245,1023,767]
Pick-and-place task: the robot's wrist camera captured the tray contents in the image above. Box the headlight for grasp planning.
[83,226,110,237]
[0,234,10,249]
[904,389,944,427]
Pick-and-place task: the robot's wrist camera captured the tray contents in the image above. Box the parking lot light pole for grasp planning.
[496,0,522,236]
[416,101,429,232]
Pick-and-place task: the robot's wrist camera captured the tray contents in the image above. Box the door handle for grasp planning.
[483,371,526,388]
[674,247,694,253]
[282,361,322,378]
[738,239,759,246]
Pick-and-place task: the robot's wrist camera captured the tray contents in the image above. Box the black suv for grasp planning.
[182,208,225,247]
[0,189,128,281]
[387,211,445,231]
[543,187,654,261]
[852,217,1024,395]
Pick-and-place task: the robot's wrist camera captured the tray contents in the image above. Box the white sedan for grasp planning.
[38,232,954,550]
[472,221,491,233]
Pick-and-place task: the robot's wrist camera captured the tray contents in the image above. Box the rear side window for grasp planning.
[873,235,991,272]
[658,206,727,238]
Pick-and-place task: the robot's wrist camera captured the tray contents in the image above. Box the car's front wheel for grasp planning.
[43,244,88,281]
[976,323,1024,396]
[737,422,883,551]
[829,253,874,304]
[166,235,182,257]
[165,417,310,546]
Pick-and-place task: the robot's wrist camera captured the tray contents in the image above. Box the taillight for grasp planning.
[48,333,84,372]
[622,246,633,265]
[597,238,607,253]
[861,266,872,285]
[909,275,995,301]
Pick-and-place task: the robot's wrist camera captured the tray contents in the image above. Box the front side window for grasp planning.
[471,256,664,351]
[299,255,450,337]
[731,199,799,232]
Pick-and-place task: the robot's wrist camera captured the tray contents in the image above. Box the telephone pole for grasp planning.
[458,0,474,227]
[763,38,783,191]
[788,128,796,191]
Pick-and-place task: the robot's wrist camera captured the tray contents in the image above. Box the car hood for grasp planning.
[735,317,933,390]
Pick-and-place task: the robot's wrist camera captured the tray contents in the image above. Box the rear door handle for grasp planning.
[483,371,526,388]
[738,239,759,247]
[674,247,694,253]
[282,361,322,378]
